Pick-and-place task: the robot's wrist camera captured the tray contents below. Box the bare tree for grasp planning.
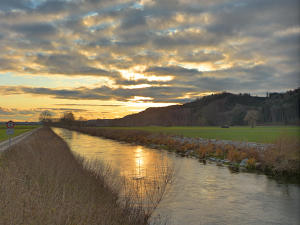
[60,112,75,124]
[39,110,53,123]
[244,110,259,128]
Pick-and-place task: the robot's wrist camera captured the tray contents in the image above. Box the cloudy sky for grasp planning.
[0,0,299,121]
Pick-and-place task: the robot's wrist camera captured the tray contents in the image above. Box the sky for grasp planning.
[0,0,299,121]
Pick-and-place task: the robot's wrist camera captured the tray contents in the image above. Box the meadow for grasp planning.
[103,126,300,144]
[0,125,40,141]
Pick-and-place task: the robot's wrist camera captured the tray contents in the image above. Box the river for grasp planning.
[52,128,300,225]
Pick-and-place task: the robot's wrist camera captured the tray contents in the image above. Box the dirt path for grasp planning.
[0,127,41,152]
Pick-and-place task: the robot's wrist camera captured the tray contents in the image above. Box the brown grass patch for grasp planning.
[262,135,300,176]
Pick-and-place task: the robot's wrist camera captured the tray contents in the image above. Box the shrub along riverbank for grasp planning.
[56,125,300,181]
[0,127,169,225]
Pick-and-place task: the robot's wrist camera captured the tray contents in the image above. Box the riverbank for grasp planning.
[0,127,161,225]
[55,125,300,181]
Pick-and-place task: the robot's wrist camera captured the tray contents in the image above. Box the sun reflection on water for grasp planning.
[134,146,145,178]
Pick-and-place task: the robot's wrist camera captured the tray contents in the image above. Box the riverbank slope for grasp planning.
[0,127,152,225]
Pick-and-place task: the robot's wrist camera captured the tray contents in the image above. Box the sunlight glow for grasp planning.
[120,70,173,82]
[128,96,154,102]
[181,63,215,72]
[135,146,145,177]
[122,84,152,89]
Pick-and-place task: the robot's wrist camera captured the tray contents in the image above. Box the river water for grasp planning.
[52,128,300,225]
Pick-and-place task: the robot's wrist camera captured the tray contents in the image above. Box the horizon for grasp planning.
[1,0,299,121]
[1,88,299,123]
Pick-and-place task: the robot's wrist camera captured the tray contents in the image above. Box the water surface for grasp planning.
[52,128,300,225]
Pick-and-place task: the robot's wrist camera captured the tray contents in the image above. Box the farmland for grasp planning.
[0,125,40,142]
[102,126,300,144]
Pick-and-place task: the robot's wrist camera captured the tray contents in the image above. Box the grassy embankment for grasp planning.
[0,127,170,225]
[58,125,300,179]
[104,126,300,144]
[0,125,40,142]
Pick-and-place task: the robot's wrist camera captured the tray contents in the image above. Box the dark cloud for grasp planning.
[55,104,122,107]
[120,9,147,29]
[145,66,202,76]
[31,53,121,77]
[0,0,32,11]
[206,0,300,39]
[11,23,57,39]
[179,51,225,63]
[35,0,69,14]
[0,85,192,103]
[38,107,89,112]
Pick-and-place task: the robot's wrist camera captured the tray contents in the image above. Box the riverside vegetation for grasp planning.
[55,125,300,181]
[0,127,172,225]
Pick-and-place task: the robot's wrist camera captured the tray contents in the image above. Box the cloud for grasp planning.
[0,0,32,11]
[0,107,14,115]
[0,0,299,106]
[0,85,192,103]
[34,0,70,14]
[1,71,291,104]
[120,9,147,29]
[54,103,122,107]
[11,23,57,39]
[145,65,202,76]
[26,53,122,78]
[37,108,89,112]
[0,107,38,116]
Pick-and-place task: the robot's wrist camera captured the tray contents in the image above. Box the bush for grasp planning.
[262,135,300,176]
[246,158,256,170]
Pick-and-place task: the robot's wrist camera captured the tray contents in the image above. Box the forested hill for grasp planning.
[92,88,300,126]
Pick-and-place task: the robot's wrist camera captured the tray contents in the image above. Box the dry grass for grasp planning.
[262,135,300,176]
[0,127,171,225]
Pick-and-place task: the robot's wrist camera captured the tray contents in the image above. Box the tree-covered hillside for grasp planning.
[92,88,300,126]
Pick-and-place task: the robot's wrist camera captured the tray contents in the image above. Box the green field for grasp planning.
[0,125,40,142]
[103,126,300,143]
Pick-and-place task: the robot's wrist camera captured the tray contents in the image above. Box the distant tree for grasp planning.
[78,116,86,121]
[77,116,86,127]
[60,112,75,124]
[39,110,53,123]
[244,110,259,128]
[202,103,218,125]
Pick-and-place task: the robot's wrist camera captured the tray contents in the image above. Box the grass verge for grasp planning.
[0,127,170,225]
[0,125,40,142]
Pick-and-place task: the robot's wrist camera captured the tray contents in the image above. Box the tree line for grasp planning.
[39,88,300,127]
